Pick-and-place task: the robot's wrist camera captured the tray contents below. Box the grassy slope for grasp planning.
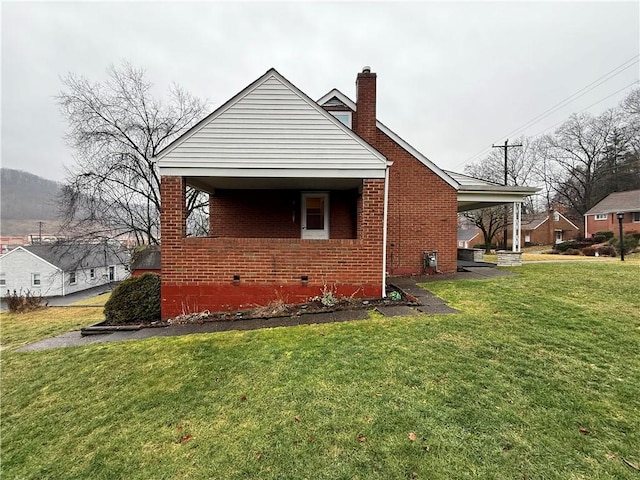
[1,262,639,479]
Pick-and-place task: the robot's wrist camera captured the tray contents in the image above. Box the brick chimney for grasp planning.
[355,66,377,147]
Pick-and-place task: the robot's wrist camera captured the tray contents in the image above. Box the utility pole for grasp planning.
[492,139,522,249]
[38,221,44,244]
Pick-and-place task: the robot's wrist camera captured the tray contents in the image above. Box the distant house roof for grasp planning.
[585,189,640,215]
[457,228,480,243]
[520,212,549,230]
[131,246,161,271]
[20,244,129,272]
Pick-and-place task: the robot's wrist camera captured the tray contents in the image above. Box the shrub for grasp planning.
[609,234,639,254]
[592,235,606,244]
[581,246,597,256]
[2,289,43,313]
[555,240,593,252]
[597,245,617,257]
[564,248,582,256]
[104,273,160,324]
[595,230,614,240]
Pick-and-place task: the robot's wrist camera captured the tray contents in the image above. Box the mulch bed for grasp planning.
[99,284,419,328]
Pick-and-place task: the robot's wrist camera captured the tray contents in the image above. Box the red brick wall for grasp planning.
[161,177,384,318]
[209,189,357,239]
[586,212,640,238]
[377,129,458,274]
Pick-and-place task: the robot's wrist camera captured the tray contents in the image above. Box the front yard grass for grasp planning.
[1,261,639,479]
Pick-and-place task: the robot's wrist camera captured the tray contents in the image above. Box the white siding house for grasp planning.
[0,244,129,297]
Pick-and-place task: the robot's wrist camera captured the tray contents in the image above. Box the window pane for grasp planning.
[306,197,324,230]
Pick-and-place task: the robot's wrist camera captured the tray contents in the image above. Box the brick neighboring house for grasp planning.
[156,67,536,318]
[508,210,579,245]
[584,189,640,238]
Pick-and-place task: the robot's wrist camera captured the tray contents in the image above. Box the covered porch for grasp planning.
[448,171,539,266]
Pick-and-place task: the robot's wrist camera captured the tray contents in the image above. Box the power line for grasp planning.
[498,56,639,141]
[454,54,640,170]
[528,79,639,138]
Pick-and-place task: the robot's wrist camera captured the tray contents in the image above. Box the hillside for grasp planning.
[0,169,63,235]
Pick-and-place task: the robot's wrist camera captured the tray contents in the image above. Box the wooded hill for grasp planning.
[0,168,63,235]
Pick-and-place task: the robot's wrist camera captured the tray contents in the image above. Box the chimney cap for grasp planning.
[362,66,371,73]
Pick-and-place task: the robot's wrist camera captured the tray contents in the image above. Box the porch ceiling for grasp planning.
[187,176,363,193]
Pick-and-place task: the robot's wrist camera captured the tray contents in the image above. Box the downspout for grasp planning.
[61,269,65,297]
[381,163,391,297]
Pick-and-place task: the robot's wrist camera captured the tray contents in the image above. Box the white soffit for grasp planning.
[157,69,387,178]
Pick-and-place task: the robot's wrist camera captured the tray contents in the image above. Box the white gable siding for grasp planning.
[0,248,62,296]
[159,74,386,178]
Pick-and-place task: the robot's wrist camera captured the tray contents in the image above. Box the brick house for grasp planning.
[584,189,640,238]
[156,67,536,318]
[508,210,579,245]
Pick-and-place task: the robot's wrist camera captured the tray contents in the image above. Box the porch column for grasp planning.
[512,202,522,252]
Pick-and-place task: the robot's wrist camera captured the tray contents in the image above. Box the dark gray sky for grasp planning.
[2,1,639,182]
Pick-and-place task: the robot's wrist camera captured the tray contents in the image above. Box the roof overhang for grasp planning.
[457,186,539,212]
[188,175,367,193]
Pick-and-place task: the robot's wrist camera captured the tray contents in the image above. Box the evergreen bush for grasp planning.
[595,230,614,240]
[104,273,161,324]
[609,234,639,254]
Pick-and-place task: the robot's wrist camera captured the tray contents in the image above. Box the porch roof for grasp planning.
[445,171,539,212]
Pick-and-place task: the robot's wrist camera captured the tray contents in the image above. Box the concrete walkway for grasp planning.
[17,269,513,352]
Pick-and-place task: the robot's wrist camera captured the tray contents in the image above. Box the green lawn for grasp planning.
[1,261,639,479]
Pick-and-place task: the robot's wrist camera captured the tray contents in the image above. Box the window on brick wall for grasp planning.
[633,212,640,222]
[595,214,607,220]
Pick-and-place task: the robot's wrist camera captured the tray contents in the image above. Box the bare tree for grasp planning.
[540,108,637,225]
[57,62,209,245]
[462,139,539,251]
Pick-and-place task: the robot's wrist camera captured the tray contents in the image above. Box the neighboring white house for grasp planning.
[0,244,130,297]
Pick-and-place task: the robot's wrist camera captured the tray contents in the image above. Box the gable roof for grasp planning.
[7,244,130,272]
[157,69,389,181]
[457,228,481,243]
[584,189,640,215]
[317,89,459,190]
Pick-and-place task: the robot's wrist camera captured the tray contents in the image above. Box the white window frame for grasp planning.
[90,268,95,279]
[329,111,352,128]
[301,192,330,240]
[633,212,640,223]
[553,212,560,222]
[32,273,41,287]
[0,273,5,287]
[108,265,115,282]
[594,214,607,220]
[69,271,77,285]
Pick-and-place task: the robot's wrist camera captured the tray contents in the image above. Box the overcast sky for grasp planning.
[1,1,639,182]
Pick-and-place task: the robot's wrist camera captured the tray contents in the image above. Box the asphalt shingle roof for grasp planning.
[585,189,640,215]
[22,244,130,272]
